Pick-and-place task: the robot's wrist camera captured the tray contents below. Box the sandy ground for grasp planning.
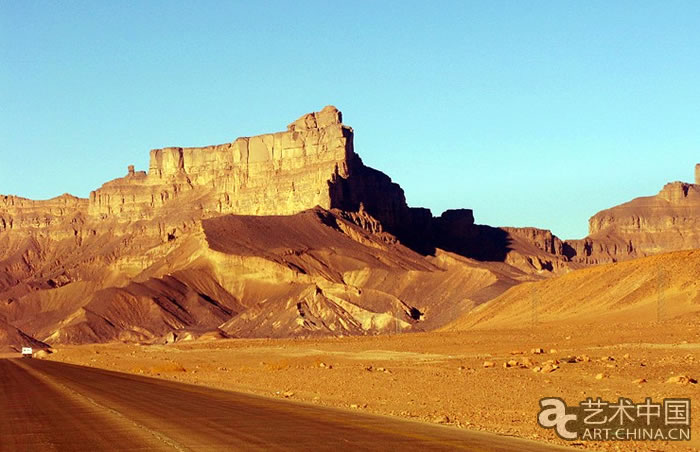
[41,320,699,451]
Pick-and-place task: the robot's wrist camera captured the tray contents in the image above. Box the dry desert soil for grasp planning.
[41,318,700,451]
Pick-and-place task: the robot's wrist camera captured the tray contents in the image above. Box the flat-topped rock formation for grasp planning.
[89,106,365,220]
[1,194,87,235]
[0,106,408,246]
[565,166,700,264]
[2,106,416,247]
[1,107,696,348]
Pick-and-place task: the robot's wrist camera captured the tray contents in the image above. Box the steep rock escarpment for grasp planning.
[86,105,411,236]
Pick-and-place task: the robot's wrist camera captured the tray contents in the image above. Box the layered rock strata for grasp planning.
[564,167,700,264]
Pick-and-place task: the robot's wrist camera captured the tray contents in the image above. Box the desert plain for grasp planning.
[40,317,699,451]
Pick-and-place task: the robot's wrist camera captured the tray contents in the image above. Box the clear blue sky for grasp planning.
[2,1,699,239]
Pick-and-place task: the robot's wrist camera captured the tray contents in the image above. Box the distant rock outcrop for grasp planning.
[565,167,700,264]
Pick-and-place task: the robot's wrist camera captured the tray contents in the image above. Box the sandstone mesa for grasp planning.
[0,107,698,349]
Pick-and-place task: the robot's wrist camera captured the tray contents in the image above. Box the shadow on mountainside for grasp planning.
[397,223,513,263]
[327,164,514,263]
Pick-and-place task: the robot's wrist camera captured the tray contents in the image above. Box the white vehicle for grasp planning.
[21,347,33,358]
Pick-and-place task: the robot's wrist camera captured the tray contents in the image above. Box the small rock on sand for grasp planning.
[666,375,697,384]
[432,415,450,424]
[541,364,559,373]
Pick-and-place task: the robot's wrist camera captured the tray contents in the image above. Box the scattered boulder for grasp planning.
[178,332,195,342]
[666,375,697,384]
[503,360,520,369]
[432,415,450,424]
[531,359,559,373]
[531,348,545,355]
[33,350,51,359]
[483,361,495,368]
[503,357,533,369]
[540,364,559,373]
[163,332,176,344]
[595,373,608,380]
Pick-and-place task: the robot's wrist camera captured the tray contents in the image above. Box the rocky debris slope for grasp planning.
[0,316,49,352]
[0,206,534,344]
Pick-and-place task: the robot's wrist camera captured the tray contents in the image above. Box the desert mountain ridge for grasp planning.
[1,106,698,349]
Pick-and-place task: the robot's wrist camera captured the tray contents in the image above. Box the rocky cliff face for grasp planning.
[2,106,415,248]
[0,194,87,236]
[73,105,413,247]
[564,170,700,264]
[90,106,358,221]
